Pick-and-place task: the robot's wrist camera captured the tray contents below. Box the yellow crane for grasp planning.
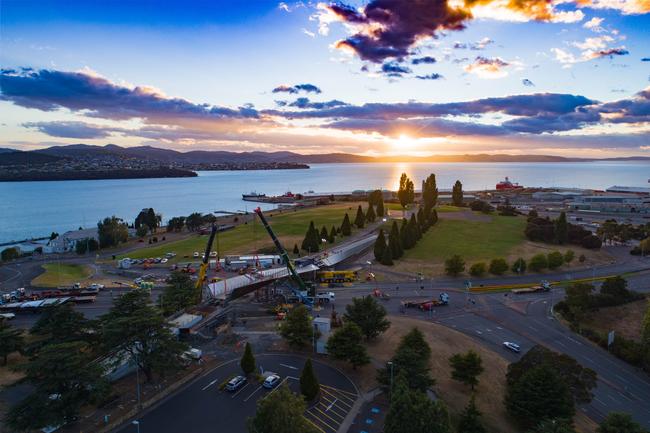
[194,224,218,303]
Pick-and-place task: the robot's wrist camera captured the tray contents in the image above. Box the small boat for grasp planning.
[496,177,524,190]
[242,192,266,199]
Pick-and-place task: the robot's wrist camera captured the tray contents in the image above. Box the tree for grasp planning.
[507,345,597,405]
[366,204,376,222]
[160,271,195,315]
[564,249,575,265]
[555,212,568,244]
[101,289,187,382]
[344,295,390,339]
[581,234,602,249]
[1,246,20,262]
[49,231,59,240]
[293,244,299,255]
[167,216,185,232]
[512,257,527,274]
[247,383,317,433]
[529,253,548,272]
[505,365,574,429]
[381,241,394,265]
[469,262,486,277]
[579,254,586,263]
[240,342,256,375]
[5,341,110,432]
[547,251,565,269]
[457,397,487,433]
[368,189,383,206]
[642,300,650,349]
[300,358,320,401]
[329,226,336,243]
[97,215,129,248]
[528,419,577,433]
[30,303,93,348]
[301,221,320,252]
[75,238,89,254]
[409,213,421,241]
[378,328,434,392]
[354,205,366,228]
[564,283,594,324]
[389,221,403,259]
[452,180,464,206]
[445,255,465,277]
[279,304,313,348]
[597,413,647,433]
[376,196,385,217]
[320,226,328,242]
[0,321,23,365]
[449,350,484,390]
[340,213,352,236]
[186,212,203,231]
[398,173,415,209]
[326,322,370,368]
[600,275,629,298]
[374,229,387,261]
[135,224,149,237]
[422,173,439,213]
[489,258,509,275]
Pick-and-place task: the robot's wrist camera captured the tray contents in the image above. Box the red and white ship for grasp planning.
[496,177,524,190]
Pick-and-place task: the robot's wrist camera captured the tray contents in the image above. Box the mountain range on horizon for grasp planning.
[1,143,650,165]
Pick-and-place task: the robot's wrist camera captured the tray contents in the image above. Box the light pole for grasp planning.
[132,420,140,433]
[388,361,394,392]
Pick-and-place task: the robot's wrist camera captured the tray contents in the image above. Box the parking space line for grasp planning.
[303,416,327,433]
[243,385,263,402]
[320,384,357,399]
[201,378,218,391]
[320,388,354,407]
[231,383,250,399]
[279,363,298,370]
[261,377,288,400]
[317,403,346,420]
[311,406,343,426]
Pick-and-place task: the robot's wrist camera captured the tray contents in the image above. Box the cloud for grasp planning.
[325,117,509,137]
[642,57,650,62]
[286,97,348,109]
[272,83,322,94]
[302,28,316,37]
[584,47,630,59]
[575,0,650,15]
[23,121,117,139]
[464,56,511,78]
[381,61,412,77]
[416,73,444,80]
[0,68,259,121]
[411,56,437,65]
[453,37,494,50]
[583,16,605,31]
[522,78,535,86]
[572,35,614,50]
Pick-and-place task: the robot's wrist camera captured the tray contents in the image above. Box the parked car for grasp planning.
[503,341,521,353]
[225,375,247,392]
[193,252,200,258]
[262,374,281,389]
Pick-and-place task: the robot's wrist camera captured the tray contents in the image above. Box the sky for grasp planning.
[0,0,649,157]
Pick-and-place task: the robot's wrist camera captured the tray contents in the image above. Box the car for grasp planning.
[193,252,200,258]
[225,375,247,392]
[89,283,104,290]
[503,341,521,353]
[210,251,218,258]
[161,258,168,264]
[262,374,281,389]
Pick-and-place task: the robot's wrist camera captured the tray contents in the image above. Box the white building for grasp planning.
[45,228,100,253]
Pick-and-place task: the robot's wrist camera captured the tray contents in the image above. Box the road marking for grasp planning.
[231,382,250,399]
[615,374,630,385]
[583,356,594,364]
[303,416,327,433]
[312,405,343,426]
[201,378,218,391]
[607,394,618,402]
[319,388,354,408]
[528,325,538,332]
[280,363,298,370]
[496,326,503,330]
[594,397,606,406]
[261,377,288,400]
[320,384,358,399]
[243,385,264,402]
[475,330,482,335]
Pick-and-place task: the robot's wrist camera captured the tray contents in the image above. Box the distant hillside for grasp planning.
[2,144,649,164]
[0,151,63,166]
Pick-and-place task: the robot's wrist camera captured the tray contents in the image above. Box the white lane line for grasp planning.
[326,398,337,412]
[528,325,539,332]
[231,382,250,399]
[202,378,218,391]
[607,394,618,402]
[244,385,264,402]
[583,356,594,364]
[594,397,606,406]
[280,363,298,370]
[475,330,482,335]
[555,340,566,347]
[496,326,503,330]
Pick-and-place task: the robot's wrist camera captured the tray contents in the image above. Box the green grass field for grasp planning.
[404,215,527,262]
[32,263,93,287]
[119,202,368,261]
[386,203,460,213]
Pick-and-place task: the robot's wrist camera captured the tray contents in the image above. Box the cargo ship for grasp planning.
[242,191,297,203]
[496,177,524,190]
[242,192,266,200]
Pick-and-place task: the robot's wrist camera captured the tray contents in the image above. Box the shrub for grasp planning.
[489,258,508,275]
[529,254,548,272]
[469,262,487,277]
[511,258,526,274]
[547,251,564,269]
[445,255,465,277]
[581,235,602,249]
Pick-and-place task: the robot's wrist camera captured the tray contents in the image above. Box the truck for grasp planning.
[316,292,335,303]
[402,293,449,309]
[511,281,551,295]
[317,270,358,284]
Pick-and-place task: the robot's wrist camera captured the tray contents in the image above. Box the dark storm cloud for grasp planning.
[381,61,412,76]
[0,68,259,121]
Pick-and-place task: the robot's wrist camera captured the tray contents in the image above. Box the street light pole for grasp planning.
[132,420,140,433]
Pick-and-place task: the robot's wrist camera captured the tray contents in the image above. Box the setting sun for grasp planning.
[394,134,417,151]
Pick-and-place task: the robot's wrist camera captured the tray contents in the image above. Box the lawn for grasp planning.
[385,203,461,213]
[404,214,527,262]
[31,263,93,287]
[120,202,369,261]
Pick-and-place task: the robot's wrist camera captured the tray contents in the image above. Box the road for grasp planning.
[113,353,358,433]
[328,271,650,428]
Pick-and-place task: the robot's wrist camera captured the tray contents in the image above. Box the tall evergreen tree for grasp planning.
[320,226,328,243]
[366,204,376,222]
[300,358,320,401]
[555,211,569,245]
[240,342,256,375]
[398,173,415,209]
[374,229,387,261]
[381,244,394,265]
[422,173,439,213]
[388,231,402,260]
[378,328,434,392]
[428,208,439,226]
[329,226,336,243]
[354,205,366,228]
[416,207,426,231]
[376,196,385,217]
[400,218,410,249]
[301,221,320,252]
[326,322,370,368]
[409,213,422,241]
[457,397,487,433]
[341,213,352,236]
[452,180,464,206]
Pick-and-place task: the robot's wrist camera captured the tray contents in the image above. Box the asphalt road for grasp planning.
[113,353,358,433]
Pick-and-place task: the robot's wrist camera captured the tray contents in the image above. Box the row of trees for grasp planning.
[397,172,463,209]
[299,204,376,253]
[525,211,602,249]
[374,208,439,266]
[0,289,188,431]
[445,250,582,277]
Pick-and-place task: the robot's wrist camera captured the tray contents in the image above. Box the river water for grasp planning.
[1,161,648,243]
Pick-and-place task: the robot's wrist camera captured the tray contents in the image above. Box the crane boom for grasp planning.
[253,207,307,292]
[195,224,218,300]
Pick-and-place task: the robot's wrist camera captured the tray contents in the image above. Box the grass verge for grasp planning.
[31,263,93,287]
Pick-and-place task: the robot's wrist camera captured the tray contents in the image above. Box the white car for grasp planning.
[262,374,281,389]
[161,258,168,264]
[226,375,247,392]
[89,283,104,290]
[193,252,200,258]
[503,341,521,353]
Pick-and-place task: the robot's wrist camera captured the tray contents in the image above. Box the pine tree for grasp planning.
[422,173,438,213]
[390,221,403,258]
[429,208,438,226]
[0,322,23,366]
[300,358,320,401]
[366,204,376,222]
[374,229,387,261]
[328,226,336,243]
[293,244,299,255]
[240,342,256,375]
[355,205,366,228]
[457,397,487,433]
[381,244,394,265]
[376,196,385,217]
[417,207,426,232]
[341,213,352,236]
[400,218,410,249]
[555,211,568,245]
[452,180,464,206]
[409,213,421,241]
[320,226,328,243]
[301,221,319,252]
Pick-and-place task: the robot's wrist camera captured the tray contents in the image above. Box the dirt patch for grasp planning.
[0,352,26,389]
[583,298,648,341]
[439,210,491,223]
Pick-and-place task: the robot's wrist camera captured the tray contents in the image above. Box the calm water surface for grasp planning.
[1,162,648,243]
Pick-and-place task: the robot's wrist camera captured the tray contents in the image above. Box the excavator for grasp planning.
[254,207,314,308]
[194,224,218,303]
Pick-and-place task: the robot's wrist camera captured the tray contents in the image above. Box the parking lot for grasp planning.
[114,353,358,433]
